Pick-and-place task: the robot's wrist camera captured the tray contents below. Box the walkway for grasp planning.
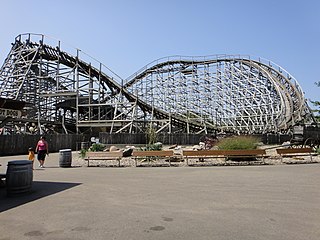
[0,152,320,240]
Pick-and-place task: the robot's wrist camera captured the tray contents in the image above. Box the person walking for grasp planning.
[35,136,49,168]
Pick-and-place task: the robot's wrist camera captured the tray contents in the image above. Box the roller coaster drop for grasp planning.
[0,33,314,135]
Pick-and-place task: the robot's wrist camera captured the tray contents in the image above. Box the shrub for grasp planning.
[79,148,87,159]
[89,143,106,152]
[217,136,259,150]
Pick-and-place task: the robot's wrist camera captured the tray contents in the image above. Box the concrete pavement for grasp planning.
[0,152,320,240]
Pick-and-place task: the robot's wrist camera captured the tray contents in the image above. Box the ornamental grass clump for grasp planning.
[217,136,259,150]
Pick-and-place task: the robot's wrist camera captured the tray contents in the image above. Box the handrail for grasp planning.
[124,54,303,94]
[15,33,124,85]
[125,54,249,83]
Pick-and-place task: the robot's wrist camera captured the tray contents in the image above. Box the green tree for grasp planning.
[146,123,157,145]
[311,81,320,122]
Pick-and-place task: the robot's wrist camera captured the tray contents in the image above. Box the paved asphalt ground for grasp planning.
[0,152,319,240]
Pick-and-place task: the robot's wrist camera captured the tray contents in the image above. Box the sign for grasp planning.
[0,108,22,118]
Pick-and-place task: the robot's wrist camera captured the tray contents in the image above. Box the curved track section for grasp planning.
[0,34,313,134]
[124,55,311,133]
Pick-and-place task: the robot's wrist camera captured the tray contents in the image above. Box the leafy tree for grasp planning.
[311,81,320,122]
[146,123,157,145]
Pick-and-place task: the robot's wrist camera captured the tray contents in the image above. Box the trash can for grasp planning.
[81,142,89,150]
[59,149,72,168]
[6,160,33,196]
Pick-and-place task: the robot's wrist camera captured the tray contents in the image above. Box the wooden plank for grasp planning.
[276,147,314,162]
[224,149,266,156]
[132,150,174,166]
[276,148,313,155]
[183,149,266,166]
[276,148,312,154]
[132,150,174,157]
[85,151,123,157]
[183,149,265,157]
[84,151,123,167]
[183,150,225,156]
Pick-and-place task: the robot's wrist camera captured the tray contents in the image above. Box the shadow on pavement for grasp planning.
[0,181,81,212]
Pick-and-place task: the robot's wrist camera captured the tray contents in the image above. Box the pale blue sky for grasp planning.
[1,0,319,105]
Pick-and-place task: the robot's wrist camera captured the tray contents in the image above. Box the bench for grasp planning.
[84,151,123,167]
[132,150,174,166]
[276,147,314,162]
[183,149,267,166]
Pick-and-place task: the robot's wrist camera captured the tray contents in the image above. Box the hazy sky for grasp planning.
[1,0,319,106]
